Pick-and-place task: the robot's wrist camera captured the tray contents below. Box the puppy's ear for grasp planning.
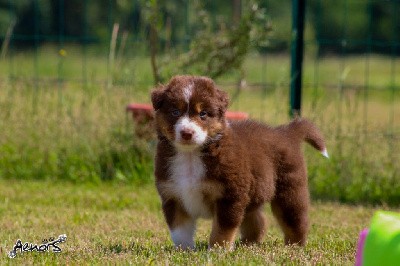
[151,85,165,110]
[216,88,229,115]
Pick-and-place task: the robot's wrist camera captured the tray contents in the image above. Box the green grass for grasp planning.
[1,180,398,265]
[2,46,400,89]
[0,82,153,184]
[0,44,154,87]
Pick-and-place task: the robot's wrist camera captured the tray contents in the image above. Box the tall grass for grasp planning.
[0,49,399,205]
[0,81,153,183]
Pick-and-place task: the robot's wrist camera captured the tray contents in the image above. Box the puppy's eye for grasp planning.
[171,110,181,117]
[199,110,207,119]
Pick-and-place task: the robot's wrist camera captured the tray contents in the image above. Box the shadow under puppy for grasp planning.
[151,75,328,250]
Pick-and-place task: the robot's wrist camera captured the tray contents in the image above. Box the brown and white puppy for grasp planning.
[151,75,328,250]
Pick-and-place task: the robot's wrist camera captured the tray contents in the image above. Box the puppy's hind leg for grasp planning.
[209,218,238,250]
[240,206,266,244]
[271,184,310,246]
[209,200,243,250]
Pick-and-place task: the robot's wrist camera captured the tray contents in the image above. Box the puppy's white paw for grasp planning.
[171,221,196,250]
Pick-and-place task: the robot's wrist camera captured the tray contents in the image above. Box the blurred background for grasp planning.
[0,0,399,205]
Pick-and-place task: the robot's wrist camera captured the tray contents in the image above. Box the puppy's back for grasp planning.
[230,118,326,155]
[229,120,289,156]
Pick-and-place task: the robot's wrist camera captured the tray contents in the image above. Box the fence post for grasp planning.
[290,0,306,117]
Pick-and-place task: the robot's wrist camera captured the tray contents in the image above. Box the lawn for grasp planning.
[1,180,397,265]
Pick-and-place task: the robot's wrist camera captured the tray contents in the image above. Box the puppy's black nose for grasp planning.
[180,129,193,141]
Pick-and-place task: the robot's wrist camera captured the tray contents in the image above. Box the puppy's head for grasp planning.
[151,75,229,152]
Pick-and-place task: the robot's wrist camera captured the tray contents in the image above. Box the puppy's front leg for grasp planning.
[170,219,196,250]
[209,200,243,250]
[162,199,196,249]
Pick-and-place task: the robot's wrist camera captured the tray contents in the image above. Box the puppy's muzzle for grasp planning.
[180,129,194,141]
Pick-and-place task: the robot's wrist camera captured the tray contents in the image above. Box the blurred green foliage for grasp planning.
[156,1,271,82]
[0,0,399,54]
[308,0,400,54]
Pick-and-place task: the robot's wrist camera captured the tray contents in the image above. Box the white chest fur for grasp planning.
[169,151,212,218]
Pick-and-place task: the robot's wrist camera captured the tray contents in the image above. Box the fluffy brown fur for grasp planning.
[151,75,327,249]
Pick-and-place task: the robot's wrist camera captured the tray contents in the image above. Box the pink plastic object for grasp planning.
[355,228,369,266]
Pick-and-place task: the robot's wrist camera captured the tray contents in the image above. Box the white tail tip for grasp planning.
[321,149,329,159]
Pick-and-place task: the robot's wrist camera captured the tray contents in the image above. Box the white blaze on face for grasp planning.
[173,83,207,151]
[174,116,207,151]
[183,83,194,105]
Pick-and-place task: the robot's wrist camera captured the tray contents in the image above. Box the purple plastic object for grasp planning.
[355,228,369,266]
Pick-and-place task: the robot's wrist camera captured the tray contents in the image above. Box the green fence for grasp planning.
[0,0,399,203]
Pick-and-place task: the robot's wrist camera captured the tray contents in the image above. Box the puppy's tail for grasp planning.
[286,118,329,158]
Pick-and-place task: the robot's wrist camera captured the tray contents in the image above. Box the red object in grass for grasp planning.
[126,103,154,124]
[126,103,249,123]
